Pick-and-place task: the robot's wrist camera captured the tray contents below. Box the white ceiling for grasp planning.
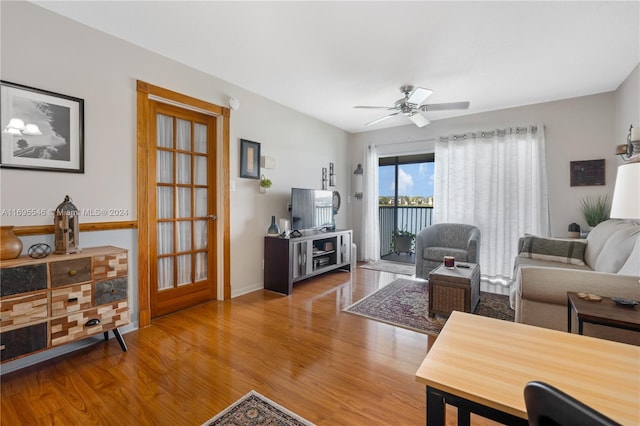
[31,1,640,134]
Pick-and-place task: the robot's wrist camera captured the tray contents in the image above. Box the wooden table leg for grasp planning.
[567,298,572,332]
[106,328,128,352]
[457,408,470,426]
[426,386,446,426]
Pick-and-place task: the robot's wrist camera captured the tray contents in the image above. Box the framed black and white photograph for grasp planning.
[1,81,84,173]
[240,138,260,179]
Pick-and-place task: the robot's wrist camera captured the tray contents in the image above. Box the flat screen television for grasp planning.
[290,188,333,231]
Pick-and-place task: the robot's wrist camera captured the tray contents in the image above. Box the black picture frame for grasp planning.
[240,138,260,179]
[0,81,84,173]
[570,159,605,186]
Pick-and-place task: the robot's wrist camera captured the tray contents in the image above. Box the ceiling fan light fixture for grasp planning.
[409,112,430,128]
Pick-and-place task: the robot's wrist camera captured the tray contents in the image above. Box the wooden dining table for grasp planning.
[415,311,640,425]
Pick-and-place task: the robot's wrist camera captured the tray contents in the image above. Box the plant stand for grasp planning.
[395,235,413,254]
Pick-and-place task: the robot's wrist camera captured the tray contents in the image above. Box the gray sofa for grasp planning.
[510,219,640,345]
[415,223,481,279]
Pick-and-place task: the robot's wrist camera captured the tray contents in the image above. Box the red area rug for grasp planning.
[344,278,514,336]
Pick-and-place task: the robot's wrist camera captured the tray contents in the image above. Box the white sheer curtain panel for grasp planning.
[434,125,549,288]
[362,144,380,261]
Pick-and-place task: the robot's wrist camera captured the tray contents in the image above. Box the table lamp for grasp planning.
[610,162,640,220]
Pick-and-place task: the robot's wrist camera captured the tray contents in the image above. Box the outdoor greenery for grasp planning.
[579,194,610,227]
[379,195,433,207]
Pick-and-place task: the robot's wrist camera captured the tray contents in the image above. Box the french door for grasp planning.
[149,101,217,317]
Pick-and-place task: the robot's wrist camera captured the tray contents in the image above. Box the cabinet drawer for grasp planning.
[50,258,91,287]
[50,301,129,347]
[0,322,48,362]
[0,263,47,297]
[51,283,92,317]
[93,252,128,280]
[0,292,48,328]
[94,278,127,306]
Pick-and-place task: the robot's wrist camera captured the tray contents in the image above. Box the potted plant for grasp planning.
[391,229,416,254]
[579,194,611,228]
[259,175,272,193]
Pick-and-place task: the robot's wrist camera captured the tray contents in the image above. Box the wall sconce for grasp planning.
[2,118,42,135]
[261,155,277,170]
[329,162,336,186]
[353,164,363,199]
[616,125,640,162]
[322,167,328,190]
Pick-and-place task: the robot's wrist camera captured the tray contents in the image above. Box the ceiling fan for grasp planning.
[354,85,470,128]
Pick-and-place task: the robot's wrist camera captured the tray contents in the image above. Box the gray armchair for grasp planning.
[415,223,481,279]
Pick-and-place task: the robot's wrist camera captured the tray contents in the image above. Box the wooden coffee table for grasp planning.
[428,263,480,318]
[567,292,640,335]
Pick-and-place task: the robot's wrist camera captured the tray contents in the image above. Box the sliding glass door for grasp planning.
[378,154,435,262]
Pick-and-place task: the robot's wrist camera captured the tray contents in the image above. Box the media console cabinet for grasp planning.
[264,229,352,294]
[0,246,129,363]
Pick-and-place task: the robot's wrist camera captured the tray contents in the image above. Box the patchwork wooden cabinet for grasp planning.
[0,246,129,363]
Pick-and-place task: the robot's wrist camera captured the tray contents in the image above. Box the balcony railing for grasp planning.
[379,205,434,256]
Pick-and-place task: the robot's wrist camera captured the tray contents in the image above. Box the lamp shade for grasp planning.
[610,162,640,219]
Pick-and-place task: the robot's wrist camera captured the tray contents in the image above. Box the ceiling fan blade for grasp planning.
[420,101,470,112]
[407,87,433,105]
[408,112,430,128]
[365,112,400,126]
[354,105,396,110]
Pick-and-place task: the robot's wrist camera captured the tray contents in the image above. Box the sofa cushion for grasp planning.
[518,235,586,265]
[593,226,640,273]
[584,220,634,268]
[514,256,591,271]
[618,237,640,276]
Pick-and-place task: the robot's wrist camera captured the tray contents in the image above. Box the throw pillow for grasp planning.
[518,235,587,265]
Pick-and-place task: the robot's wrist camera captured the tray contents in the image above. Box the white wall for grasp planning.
[0,2,349,314]
[348,91,630,253]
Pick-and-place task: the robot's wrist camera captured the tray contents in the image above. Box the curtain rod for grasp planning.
[439,125,539,142]
[368,137,436,149]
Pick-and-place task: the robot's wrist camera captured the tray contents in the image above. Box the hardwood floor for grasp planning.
[0,265,500,425]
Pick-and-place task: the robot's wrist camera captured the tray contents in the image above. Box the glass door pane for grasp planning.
[155,113,211,294]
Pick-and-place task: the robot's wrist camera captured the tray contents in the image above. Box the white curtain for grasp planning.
[362,144,380,261]
[434,125,549,288]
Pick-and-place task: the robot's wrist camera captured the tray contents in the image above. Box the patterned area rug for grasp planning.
[202,390,315,426]
[359,261,415,276]
[344,278,514,336]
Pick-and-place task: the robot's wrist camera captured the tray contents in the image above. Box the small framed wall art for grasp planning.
[0,81,84,173]
[570,159,605,186]
[240,138,260,179]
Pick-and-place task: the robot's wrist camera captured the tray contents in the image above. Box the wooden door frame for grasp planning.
[136,80,230,328]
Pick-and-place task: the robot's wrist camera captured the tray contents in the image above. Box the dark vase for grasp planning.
[267,216,280,235]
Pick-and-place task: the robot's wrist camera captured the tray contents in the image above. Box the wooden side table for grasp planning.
[428,263,480,318]
[567,292,640,335]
